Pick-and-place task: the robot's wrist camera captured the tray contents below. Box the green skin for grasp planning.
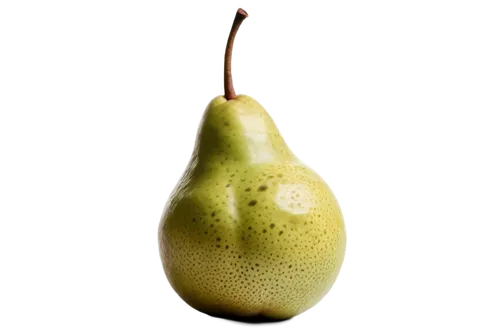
[159,95,346,319]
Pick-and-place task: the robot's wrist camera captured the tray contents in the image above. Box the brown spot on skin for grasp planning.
[270,224,275,229]
[248,200,257,206]
[258,185,268,192]
[245,188,251,192]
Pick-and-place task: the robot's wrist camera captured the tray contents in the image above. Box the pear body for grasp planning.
[159,95,346,319]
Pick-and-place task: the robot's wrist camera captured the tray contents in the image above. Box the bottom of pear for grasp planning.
[207,312,293,324]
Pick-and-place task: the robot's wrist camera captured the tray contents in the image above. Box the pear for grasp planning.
[159,8,346,320]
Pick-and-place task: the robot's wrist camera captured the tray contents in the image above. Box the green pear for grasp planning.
[159,8,346,320]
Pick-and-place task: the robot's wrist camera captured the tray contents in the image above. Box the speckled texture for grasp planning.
[159,95,346,319]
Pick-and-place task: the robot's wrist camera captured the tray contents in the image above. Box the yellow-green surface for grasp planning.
[159,95,346,319]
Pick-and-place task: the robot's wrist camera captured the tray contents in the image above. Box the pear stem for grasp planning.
[224,8,248,100]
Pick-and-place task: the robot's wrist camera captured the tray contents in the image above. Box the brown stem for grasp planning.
[224,8,248,100]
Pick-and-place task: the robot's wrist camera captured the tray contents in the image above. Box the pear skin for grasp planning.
[158,9,346,320]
